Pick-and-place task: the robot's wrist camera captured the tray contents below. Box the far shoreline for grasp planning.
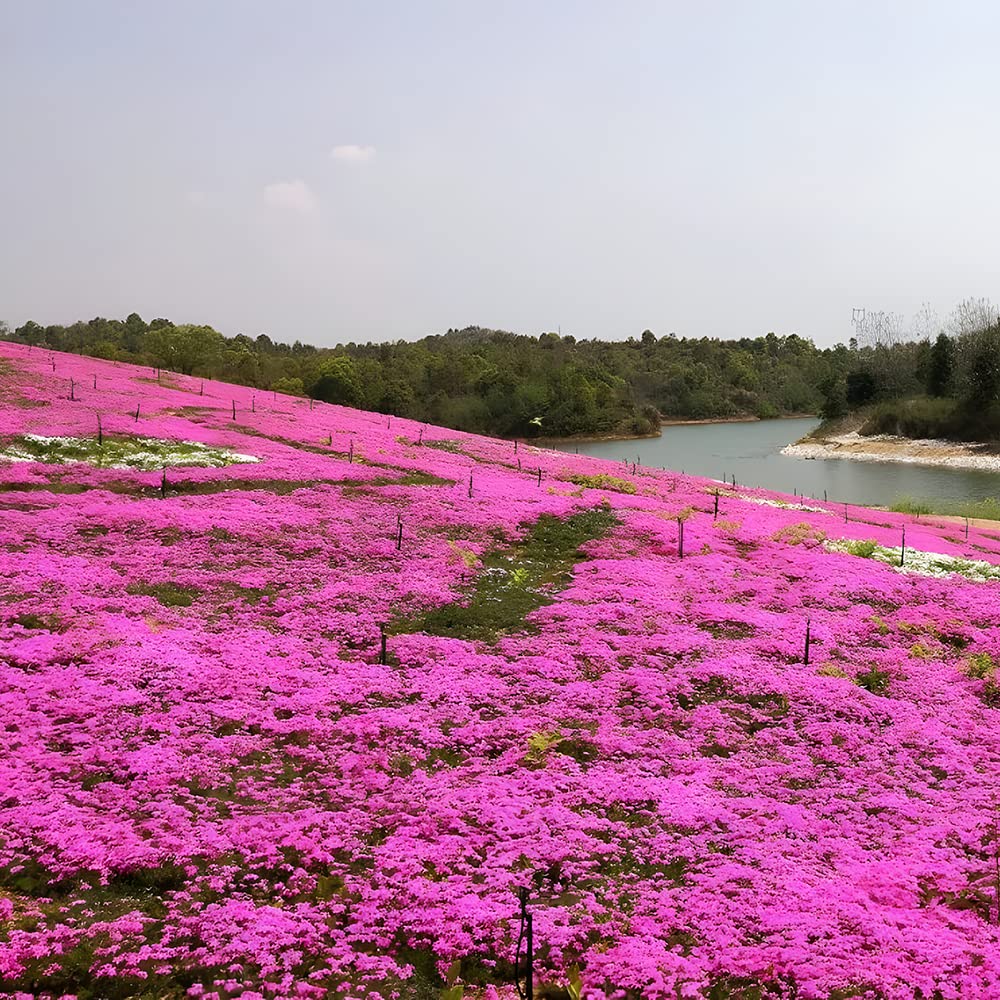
[537,413,817,446]
[782,431,1000,474]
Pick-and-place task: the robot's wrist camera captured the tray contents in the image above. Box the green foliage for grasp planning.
[859,396,960,439]
[311,355,363,406]
[888,497,932,517]
[927,332,955,396]
[855,665,892,695]
[271,375,306,396]
[568,473,638,494]
[840,539,878,559]
[402,508,618,642]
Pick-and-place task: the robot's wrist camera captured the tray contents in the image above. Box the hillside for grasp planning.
[3,343,1000,998]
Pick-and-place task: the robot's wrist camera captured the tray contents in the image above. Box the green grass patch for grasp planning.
[567,473,637,494]
[400,507,618,642]
[126,581,201,607]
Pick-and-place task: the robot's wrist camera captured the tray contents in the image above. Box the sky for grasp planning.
[3,0,1000,348]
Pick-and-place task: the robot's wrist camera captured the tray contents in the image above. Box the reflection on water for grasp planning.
[553,418,1000,507]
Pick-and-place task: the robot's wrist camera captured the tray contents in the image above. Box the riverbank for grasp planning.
[539,413,816,445]
[783,430,1000,473]
[661,413,815,427]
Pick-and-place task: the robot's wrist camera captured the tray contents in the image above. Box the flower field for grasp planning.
[4,342,1000,1000]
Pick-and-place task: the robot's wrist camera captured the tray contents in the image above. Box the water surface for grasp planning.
[554,418,1000,507]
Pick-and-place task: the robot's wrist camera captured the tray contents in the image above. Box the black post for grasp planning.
[526,908,533,1000]
[804,618,811,665]
[824,489,827,502]
[396,520,402,550]
[387,416,391,429]
[200,382,204,396]
[900,526,906,567]
[714,490,719,520]
[631,462,636,475]
[97,415,103,447]
[349,440,354,463]
[844,503,848,523]
[678,518,684,559]
[309,398,314,411]
[537,468,542,486]
[966,516,970,541]
[379,627,387,665]
[514,439,518,454]
[135,403,140,422]
[93,374,97,389]
[232,400,236,420]
[252,396,255,413]
[468,474,473,498]
[70,379,75,401]
[160,469,167,499]
[517,889,534,1000]
[517,458,522,471]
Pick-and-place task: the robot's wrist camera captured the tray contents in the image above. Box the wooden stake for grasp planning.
[135,403,140,422]
[804,618,811,665]
[714,490,719,520]
[900,526,906,567]
[537,468,542,486]
[97,415,103,446]
[231,400,236,420]
[677,518,685,559]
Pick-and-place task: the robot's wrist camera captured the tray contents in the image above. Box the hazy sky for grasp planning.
[3,1,1000,347]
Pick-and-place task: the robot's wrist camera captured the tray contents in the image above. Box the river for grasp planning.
[553,417,1000,507]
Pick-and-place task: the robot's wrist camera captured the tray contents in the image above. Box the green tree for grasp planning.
[927,332,955,397]
[311,356,362,406]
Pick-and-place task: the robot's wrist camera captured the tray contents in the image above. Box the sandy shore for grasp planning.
[782,431,1000,473]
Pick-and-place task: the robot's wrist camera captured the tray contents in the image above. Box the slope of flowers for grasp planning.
[3,342,1000,999]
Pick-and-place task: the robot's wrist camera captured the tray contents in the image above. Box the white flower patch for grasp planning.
[0,435,259,471]
[738,494,828,514]
[825,538,1000,582]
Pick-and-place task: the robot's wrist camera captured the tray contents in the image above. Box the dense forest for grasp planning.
[3,305,997,441]
[0,314,852,439]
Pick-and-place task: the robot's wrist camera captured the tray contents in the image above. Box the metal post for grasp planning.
[678,518,684,559]
[232,400,236,420]
[537,468,542,486]
[714,490,719,520]
[804,618,811,665]
[900,526,906,567]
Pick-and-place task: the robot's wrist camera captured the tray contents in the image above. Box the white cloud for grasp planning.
[330,144,376,163]
[263,179,317,214]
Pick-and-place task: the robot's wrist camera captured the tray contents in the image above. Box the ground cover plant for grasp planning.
[3,342,1000,999]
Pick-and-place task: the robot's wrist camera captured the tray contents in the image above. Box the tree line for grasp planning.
[0,312,902,439]
[817,298,1000,442]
